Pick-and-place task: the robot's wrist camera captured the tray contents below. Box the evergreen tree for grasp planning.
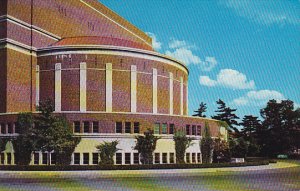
[96,141,120,165]
[173,131,193,164]
[212,99,239,133]
[193,102,207,118]
[201,122,214,163]
[240,115,261,141]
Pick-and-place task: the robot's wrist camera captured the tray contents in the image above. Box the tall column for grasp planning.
[169,72,173,115]
[152,68,158,114]
[131,65,137,113]
[186,84,189,115]
[35,65,40,107]
[180,77,183,115]
[55,63,61,112]
[80,62,87,112]
[106,63,113,112]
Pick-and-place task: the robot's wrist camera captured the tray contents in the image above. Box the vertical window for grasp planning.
[7,153,11,165]
[133,153,139,164]
[197,153,201,163]
[162,153,167,164]
[125,122,131,134]
[83,153,89,165]
[155,153,160,164]
[14,122,20,134]
[154,123,160,134]
[116,122,122,133]
[186,153,190,163]
[73,153,80,165]
[186,125,190,135]
[116,153,122,165]
[0,153,4,164]
[42,153,47,165]
[92,122,99,133]
[169,153,175,164]
[192,125,196,135]
[7,123,12,134]
[34,153,39,165]
[192,153,196,163]
[125,153,131,164]
[162,123,167,134]
[74,121,80,133]
[83,122,89,133]
[169,124,174,134]
[1,123,6,134]
[134,122,140,134]
[51,153,56,165]
[197,126,201,136]
[92,153,98,165]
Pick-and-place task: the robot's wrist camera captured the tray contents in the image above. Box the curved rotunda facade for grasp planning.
[0,0,226,165]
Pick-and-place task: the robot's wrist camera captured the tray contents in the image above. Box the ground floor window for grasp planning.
[125,153,131,164]
[92,122,99,133]
[42,153,47,165]
[154,153,160,164]
[197,153,201,163]
[83,122,90,133]
[162,153,167,163]
[92,153,98,165]
[74,153,80,165]
[116,153,122,165]
[51,153,56,165]
[186,153,190,163]
[192,153,196,163]
[34,153,39,165]
[6,153,11,165]
[74,121,80,133]
[0,153,4,164]
[133,153,139,164]
[83,153,89,165]
[170,153,175,164]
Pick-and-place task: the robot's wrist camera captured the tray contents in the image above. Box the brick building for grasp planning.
[0,0,227,165]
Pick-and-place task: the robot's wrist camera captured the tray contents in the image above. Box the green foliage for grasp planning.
[229,137,249,158]
[0,138,9,152]
[213,138,231,163]
[96,140,120,165]
[134,129,160,164]
[173,131,193,164]
[201,122,214,164]
[193,102,207,118]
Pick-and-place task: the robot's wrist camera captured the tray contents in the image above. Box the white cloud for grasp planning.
[200,57,218,71]
[146,32,162,50]
[222,0,300,26]
[168,39,188,49]
[233,90,285,106]
[166,48,201,65]
[199,69,255,90]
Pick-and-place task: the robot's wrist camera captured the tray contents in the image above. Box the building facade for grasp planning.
[0,0,227,165]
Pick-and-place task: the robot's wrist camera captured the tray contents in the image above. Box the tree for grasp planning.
[213,138,230,163]
[35,99,81,165]
[212,99,239,134]
[173,131,193,164]
[13,113,38,165]
[240,115,261,141]
[96,141,120,165]
[201,122,214,164]
[229,137,249,158]
[193,102,207,118]
[134,129,160,164]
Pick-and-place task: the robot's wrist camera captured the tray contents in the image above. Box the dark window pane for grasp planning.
[7,153,11,165]
[83,122,89,133]
[170,153,175,164]
[42,153,47,165]
[192,153,196,163]
[162,123,167,134]
[51,153,56,165]
[192,125,196,135]
[125,153,131,164]
[7,123,12,134]
[116,122,122,133]
[162,153,167,164]
[92,122,99,133]
[0,123,5,134]
[169,124,174,134]
[83,153,89,165]
[34,153,39,165]
[134,122,140,134]
[133,153,139,164]
[74,153,80,165]
[155,153,160,164]
[197,126,201,136]
[0,153,4,164]
[116,153,122,164]
[14,122,20,134]
[74,121,80,133]
[197,153,201,163]
[154,123,160,134]
[92,153,98,165]
[186,125,190,135]
[125,122,131,133]
[186,153,190,163]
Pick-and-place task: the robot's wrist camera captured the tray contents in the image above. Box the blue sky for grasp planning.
[100,0,300,120]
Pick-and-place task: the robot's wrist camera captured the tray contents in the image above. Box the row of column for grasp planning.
[36,63,188,115]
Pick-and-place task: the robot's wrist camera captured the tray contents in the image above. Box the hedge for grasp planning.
[0,161,269,171]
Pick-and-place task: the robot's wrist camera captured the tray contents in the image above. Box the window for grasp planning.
[7,123,12,134]
[42,153,47,165]
[170,153,175,164]
[116,153,122,165]
[125,122,131,134]
[83,153,89,165]
[51,153,56,165]
[34,153,39,165]
[192,125,196,135]
[0,153,4,164]
[155,153,160,164]
[14,122,20,134]
[116,122,122,133]
[92,122,99,133]
[92,153,98,165]
[197,153,201,163]
[125,153,131,164]
[162,123,167,134]
[83,122,89,133]
[197,126,201,136]
[192,153,196,163]
[6,153,11,165]
[186,125,190,135]
[73,153,80,165]
[186,153,190,163]
[74,121,80,133]
[162,153,167,164]
[1,123,6,134]
[134,122,140,134]
[169,124,174,134]
[154,123,160,134]
[133,153,139,164]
